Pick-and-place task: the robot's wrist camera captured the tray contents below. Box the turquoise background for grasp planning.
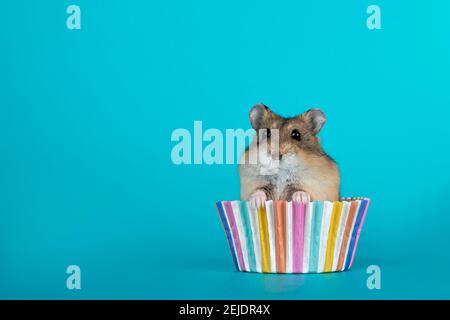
[1,0,450,299]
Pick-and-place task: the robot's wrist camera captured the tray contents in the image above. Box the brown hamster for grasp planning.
[239,103,340,206]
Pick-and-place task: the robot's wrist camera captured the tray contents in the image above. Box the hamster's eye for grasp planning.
[266,128,271,138]
[291,129,301,141]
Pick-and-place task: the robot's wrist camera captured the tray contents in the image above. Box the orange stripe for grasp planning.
[274,201,286,273]
[336,201,358,270]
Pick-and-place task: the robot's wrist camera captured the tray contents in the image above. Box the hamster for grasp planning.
[239,103,340,206]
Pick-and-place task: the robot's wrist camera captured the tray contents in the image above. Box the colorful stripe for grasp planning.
[344,199,368,270]
[340,200,361,271]
[257,206,271,273]
[215,201,239,271]
[223,201,246,271]
[324,201,343,272]
[348,199,370,268]
[332,201,351,271]
[217,198,370,274]
[239,201,256,272]
[274,200,286,273]
[292,202,305,273]
[308,201,323,272]
[247,203,262,272]
[336,200,359,271]
[231,201,249,271]
[318,201,333,273]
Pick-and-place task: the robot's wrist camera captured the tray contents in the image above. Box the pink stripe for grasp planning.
[223,201,245,271]
[292,202,305,273]
[349,199,371,268]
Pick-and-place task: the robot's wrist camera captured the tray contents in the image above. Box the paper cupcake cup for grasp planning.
[215,198,370,273]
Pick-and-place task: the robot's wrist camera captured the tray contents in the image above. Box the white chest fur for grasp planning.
[256,153,307,197]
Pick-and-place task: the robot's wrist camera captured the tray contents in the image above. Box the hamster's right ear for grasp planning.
[303,108,326,135]
[249,103,271,130]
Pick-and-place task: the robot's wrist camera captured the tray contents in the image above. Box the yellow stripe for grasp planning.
[324,202,343,272]
[258,207,271,273]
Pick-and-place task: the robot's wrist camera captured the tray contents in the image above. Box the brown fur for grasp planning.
[239,104,340,201]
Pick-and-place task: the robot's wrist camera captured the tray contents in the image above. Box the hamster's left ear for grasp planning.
[303,108,326,135]
[249,103,271,130]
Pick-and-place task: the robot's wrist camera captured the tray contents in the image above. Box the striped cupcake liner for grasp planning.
[215,198,370,273]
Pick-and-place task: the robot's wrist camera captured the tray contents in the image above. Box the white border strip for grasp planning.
[231,201,249,272]
[317,201,333,273]
[247,202,261,273]
[265,200,277,273]
[285,201,293,273]
[302,202,313,273]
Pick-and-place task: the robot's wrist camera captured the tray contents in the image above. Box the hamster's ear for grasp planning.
[249,103,271,130]
[303,108,326,135]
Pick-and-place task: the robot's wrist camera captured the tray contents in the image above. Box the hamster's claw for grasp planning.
[249,190,267,208]
[292,191,311,203]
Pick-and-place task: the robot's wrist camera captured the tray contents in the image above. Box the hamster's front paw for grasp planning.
[249,190,267,208]
[292,191,311,203]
